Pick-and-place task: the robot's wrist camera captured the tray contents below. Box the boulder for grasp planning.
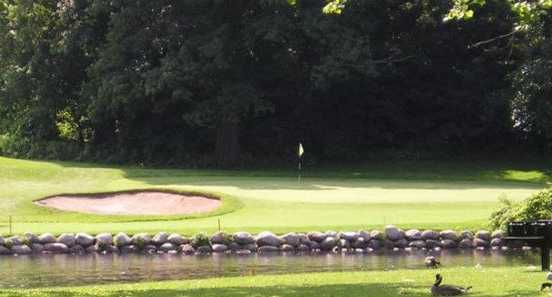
[385,225,403,241]
[144,245,157,254]
[474,238,489,248]
[440,230,459,241]
[395,239,409,248]
[281,232,300,246]
[338,239,351,249]
[44,243,69,253]
[256,231,283,247]
[352,237,367,249]
[281,244,295,252]
[384,240,395,249]
[243,243,258,252]
[460,231,474,240]
[235,249,252,256]
[0,246,11,255]
[57,233,76,247]
[159,242,176,252]
[307,241,320,250]
[152,232,170,245]
[408,240,426,249]
[86,245,98,253]
[212,244,228,253]
[425,239,442,249]
[297,233,309,243]
[297,244,310,252]
[108,245,119,253]
[75,233,95,247]
[405,229,422,241]
[38,233,57,244]
[31,243,44,253]
[95,233,113,246]
[325,231,338,238]
[359,230,371,241]
[491,230,504,239]
[340,232,359,241]
[370,230,384,241]
[421,230,439,240]
[24,232,39,244]
[228,242,241,251]
[196,245,212,254]
[69,245,85,254]
[475,230,491,241]
[120,245,138,253]
[367,239,382,250]
[130,233,152,247]
[113,233,131,247]
[307,231,327,242]
[233,232,255,245]
[258,245,280,253]
[320,237,337,251]
[441,239,457,249]
[491,238,503,247]
[168,233,187,245]
[11,245,32,255]
[459,239,474,249]
[7,236,23,246]
[210,232,230,245]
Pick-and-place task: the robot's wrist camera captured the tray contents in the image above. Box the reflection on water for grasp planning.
[0,249,539,288]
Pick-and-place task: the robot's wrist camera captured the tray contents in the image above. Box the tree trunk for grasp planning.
[215,118,240,168]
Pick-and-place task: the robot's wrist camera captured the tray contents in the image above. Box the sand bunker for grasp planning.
[35,191,221,215]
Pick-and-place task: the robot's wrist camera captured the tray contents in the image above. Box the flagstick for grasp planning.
[298,158,302,184]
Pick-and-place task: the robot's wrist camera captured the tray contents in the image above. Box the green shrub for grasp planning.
[490,189,552,230]
[191,233,210,248]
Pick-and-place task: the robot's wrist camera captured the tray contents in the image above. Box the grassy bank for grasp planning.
[0,267,545,297]
[0,157,548,234]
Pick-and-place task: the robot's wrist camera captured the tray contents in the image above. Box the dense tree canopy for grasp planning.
[0,0,550,167]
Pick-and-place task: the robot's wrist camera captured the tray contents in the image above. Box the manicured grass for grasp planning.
[0,267,545,297]
[0,157,548,235]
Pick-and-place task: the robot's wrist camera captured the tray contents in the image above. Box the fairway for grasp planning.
[0,157,546,235]
[0,267,543,297]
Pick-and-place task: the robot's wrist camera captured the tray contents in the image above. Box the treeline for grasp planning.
[0,0,550,167]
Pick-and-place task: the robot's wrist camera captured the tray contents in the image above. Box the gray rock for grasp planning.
[7,236,23,246]
[210,232,230,245]
[307,241,320,250]
[180,244,195,255]
[325,231,338,238]
[491,230,504,239]
[367,239,382,250]
[233,232,255,245]
[44,243,69,253]
[212,244,228,253]
[352,237,367,249]
[281,232,300,246]
[395,239,408,248]
[408,240,426,249]
[130,233,151,246]
[425,239,442,249]
[338,238,351,249]
[196,245,212,254]
[11,245,32,255]
[359,230,371,241]
[235,249,251,256]
[256,231,283,247]
[159,242,176,252]
[340,232,359,241]
[57,233,76,247]
[297,244,310,252]
[120,245,138,253]
[297,233,309,243]
[69,245,85,254]
[384,239,395,249]
[440,239,457,249]
[474,238,489,247]
[440,230,459,241]
[281,244,295,252]
[31,243,44,253]
[370,230,384,241]
[307,231,327,242]
[460,231,474,240]
[0,246,11,255]
[459,238,474,249]
[405,229,422,241]
[228,242,241,251]
[144,245,157,253]
[421,230,439,240]
[86,245,98,253]
[108,245,119,253]
[95,233,113,246]
[491,238,503,247]
[152,232,170,245]
[320,237,337,251]
[475,230,491,241]
[385,225,403,241]
[243,243,258,251]
[258,245,280,253]
[168,233,187,245]
[39,233,56,244]
[113,232,131,247]
[24,232,39,244]
[75,233,95,247]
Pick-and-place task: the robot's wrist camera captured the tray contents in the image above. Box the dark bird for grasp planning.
[425,256,441,269]
[431,274,472,296]
[541,282,552,291]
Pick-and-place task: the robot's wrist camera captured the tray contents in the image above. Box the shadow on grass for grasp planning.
[0,283,541,297]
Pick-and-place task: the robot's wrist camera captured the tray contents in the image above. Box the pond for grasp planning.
[0,249,540,288]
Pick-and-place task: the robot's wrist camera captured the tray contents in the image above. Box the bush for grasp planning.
[490,189,552,230]
[191,233,211,248]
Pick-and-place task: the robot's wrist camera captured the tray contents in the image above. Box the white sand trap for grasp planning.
[35,191,221,215]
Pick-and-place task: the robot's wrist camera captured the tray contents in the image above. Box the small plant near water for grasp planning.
[191,233,210,248]
[490,189,552,230]
[134,237,147,251]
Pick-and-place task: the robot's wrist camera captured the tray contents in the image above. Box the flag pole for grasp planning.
[298,142,304,184]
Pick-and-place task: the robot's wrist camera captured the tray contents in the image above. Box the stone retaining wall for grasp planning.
[0,225,514,256]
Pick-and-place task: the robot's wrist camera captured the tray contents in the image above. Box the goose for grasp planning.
[425,256,441,269]
[431,274,472,296]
